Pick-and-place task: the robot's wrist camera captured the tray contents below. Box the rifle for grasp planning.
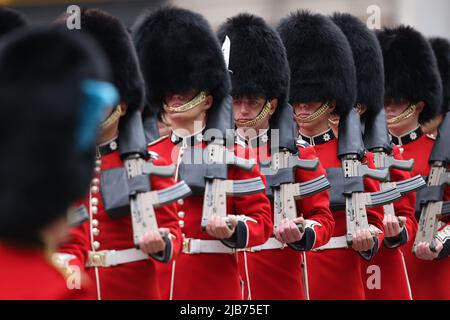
[174,96,266,233]
[102,111,191,261]
[338,109,402,248]
[440,201,450,216]
[261,103,330,232]
[363,109,426,221]
[413,112,450,253]
[201,137,265,231]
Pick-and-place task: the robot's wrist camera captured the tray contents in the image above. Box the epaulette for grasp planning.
[426,133,437,140]
[295,138,310,148]
[147,134,169,147]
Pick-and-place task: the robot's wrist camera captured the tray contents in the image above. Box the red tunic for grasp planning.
[303,131,385,300]
[237,138,334,300]
[58,147,182,300]
[396,130,450,300]
[148,133,273,300]
[0,244,95,299]
[361,146,417,300]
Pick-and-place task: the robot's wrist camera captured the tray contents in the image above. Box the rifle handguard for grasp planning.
[359,164,389,181]
[142,162,176,177]
[385,157,414,171]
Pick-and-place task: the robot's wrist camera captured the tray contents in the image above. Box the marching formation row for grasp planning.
[0,5,448,300]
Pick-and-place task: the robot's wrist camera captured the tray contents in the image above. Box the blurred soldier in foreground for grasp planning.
[0,27,117,299]
[0,7,29,38]
[55,9,184,300]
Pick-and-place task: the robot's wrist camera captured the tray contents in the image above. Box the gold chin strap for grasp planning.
[235,100,272,128]
[101,104,122,130]
[163,91,207,114]
[328,117,339,127]
[387,104,417,125]
[295,101,330,123]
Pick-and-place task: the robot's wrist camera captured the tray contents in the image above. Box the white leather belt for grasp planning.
[245,237,286,252]
[313,236,348,251]
[86,248,148,267]
[182,238,236,254]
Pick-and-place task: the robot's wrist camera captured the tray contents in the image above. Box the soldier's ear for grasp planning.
[328,100,337,113]
[269,98,278,116]
[416,101,425,113]
[120,102,128,116]
[203,94,213,111]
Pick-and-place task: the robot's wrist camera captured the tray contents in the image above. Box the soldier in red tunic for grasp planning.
[55,9,183,300]
[278,11,386,300]
[330,13,418,300]
[215,13,334,300]
[377,26,450,299]
[0,27,116,299]
[132,7,273,300]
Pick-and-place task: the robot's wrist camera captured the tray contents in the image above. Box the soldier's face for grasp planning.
[384,99,418,133]
[293,101,327,131]
[233,95,272,137]
[164,89,212,123]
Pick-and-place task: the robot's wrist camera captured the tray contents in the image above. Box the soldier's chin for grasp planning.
[386,119,402,131]
[234,120,251,129]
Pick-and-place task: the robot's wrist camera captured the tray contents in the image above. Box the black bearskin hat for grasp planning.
[332,13,384,118]
[217,14,290,115]
[0,7,29,37]
[55,8,145,112]
[0,28,110,246]
[377,26,442,124]
[131,6,230,113]
[429,37,450,114]
[277,10,357,116]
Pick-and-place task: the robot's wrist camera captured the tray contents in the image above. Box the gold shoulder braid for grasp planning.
[101,104,122,130]
[164,91,206,114]
[387,104,416,125]
[295,101,330,123]
[235,100,272,128]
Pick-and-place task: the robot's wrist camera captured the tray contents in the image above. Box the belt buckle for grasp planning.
[88,250,107,267]
[246,246,260,253]
[182,238,192,254]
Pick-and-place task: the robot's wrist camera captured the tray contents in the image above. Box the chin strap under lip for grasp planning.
[294,101,330,124]
[235,100,272,128]
[163,91,207,114]
[387,104,417,125]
